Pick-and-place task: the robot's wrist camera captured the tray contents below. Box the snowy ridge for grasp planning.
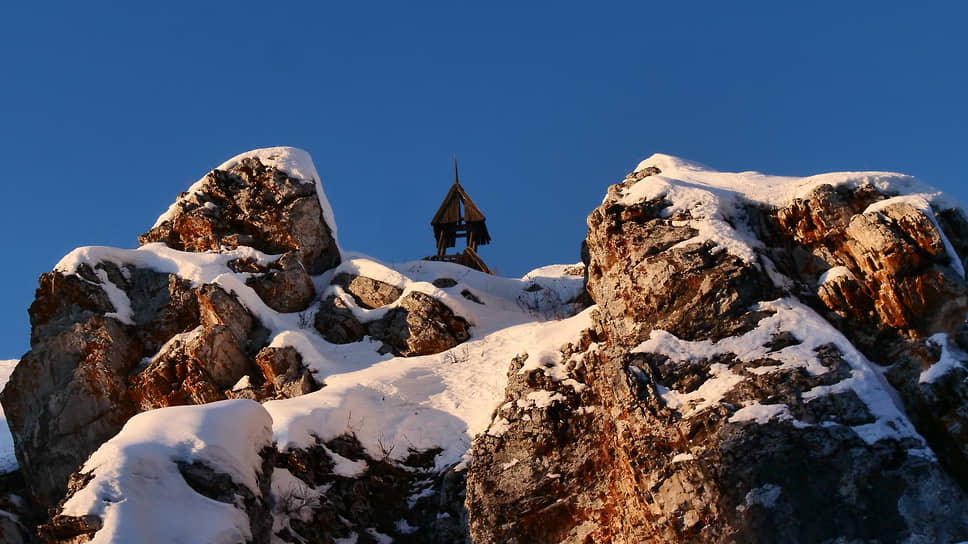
[621,153,965,266]
[267,307,594,470]
[632,153,963,210]
[53,240,588,466]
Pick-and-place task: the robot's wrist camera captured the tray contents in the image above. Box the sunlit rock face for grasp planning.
[139,155,340,274]
[759,182,968,494]
[764,183,968,353]
[468,158,968,543]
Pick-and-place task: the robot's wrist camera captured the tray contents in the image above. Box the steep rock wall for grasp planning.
[468,162,968,543]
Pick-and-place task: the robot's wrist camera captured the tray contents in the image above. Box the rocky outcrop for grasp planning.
[3,265,155,508]
[367,292,471,357]
[1,263,265,509]
[315,275,471,357]
[128,283,261,410]
[253,346,318,400]
[467,337,602,544]
[46,431,467,544]
[39,401,277,544]
[39,470,106,543]
[468,166,968,543]
[762,183,968,354]
[757,183,968,493]
[140,155,340,274]
[2,152,341,513]
[314,295,368,345]
[0,471,40,544]
[584,180,777,346]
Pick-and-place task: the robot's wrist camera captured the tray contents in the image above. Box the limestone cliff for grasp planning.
[468,156,968,543]
[3,150,968,543]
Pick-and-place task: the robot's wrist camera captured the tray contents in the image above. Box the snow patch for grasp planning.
[518,390,567,409]
[271,467,320,539]
[817,266,855,286]
[366,528,393,544]
[395,519,418,534]
[907,447,938,461]
[324,446,368,478]
[655,363,744,417]
[743,484,782,509]
[60,400,273,544]
[232,375,252,391]
[93,268,135,325]
[487,418,511,438]
[407,483,436,509]
[729,403,793,425]
[920,333,967,384]
[0,360,19,474]
[266,306,595,471]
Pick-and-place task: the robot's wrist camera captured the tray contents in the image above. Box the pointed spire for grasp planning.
[453,154,460,186]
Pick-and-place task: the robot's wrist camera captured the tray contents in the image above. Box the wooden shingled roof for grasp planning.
[431,181,488,226]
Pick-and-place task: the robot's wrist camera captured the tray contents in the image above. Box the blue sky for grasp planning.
[1,1,965,358]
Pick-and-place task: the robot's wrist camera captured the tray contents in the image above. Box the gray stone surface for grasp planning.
[332,273,403,309]
[1,316,140,510]
[313,284,471,357]
[314,295,367,345]
[366,292,471,357]
[244,252,317,313]
[254,346,319,399]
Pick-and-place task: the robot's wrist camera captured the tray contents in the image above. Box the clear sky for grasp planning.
[1,1,965,358]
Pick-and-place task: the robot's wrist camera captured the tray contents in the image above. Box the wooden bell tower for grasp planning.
[425,157,492,273]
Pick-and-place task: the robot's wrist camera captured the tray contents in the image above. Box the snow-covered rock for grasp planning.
[141,147,340,275]
[0,147,592,542]
[43,400,273,543]
[6,148,968,543]
[468,155,968,543]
